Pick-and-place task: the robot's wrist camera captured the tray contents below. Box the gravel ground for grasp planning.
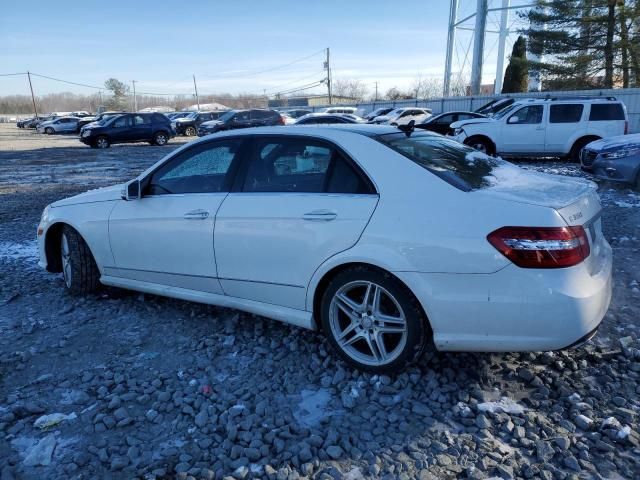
[0,124,639,480]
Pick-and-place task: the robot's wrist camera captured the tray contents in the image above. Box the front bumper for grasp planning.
[581,154,640,185]
[395,241,612,352]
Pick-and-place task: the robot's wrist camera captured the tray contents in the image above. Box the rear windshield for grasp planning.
[376,132,502,191]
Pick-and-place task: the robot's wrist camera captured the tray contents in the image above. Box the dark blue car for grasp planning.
[581,134,640,189]
[79,112,174,149]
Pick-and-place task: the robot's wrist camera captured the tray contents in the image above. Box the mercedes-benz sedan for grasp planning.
[37,125,612,373]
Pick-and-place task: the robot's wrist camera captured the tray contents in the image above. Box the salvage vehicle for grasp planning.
[38,125,612,373]
[78,111,125,130]
[364,107,394,121]
[173,111,226,136]
[295,113,364,125]
[370,108,432,126]
[79,112,173,148]
[197,109,284,136]
[450,97,629,161]
[37,116,81,134]
[415,111,486,136]
[581,134,640,189]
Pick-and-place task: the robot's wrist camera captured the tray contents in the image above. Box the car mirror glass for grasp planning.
[508,116,519,124]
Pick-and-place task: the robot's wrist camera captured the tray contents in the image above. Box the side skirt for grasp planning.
[100,275,316,330]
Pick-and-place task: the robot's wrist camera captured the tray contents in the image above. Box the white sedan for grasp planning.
[37,125,612,373]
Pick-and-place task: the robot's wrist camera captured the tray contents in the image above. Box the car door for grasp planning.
[110,115,132,142]
[129,114,153,141]
[107,138,245,293]
[230,111,251,129]
[500,105,546,154]
[432,114,456,135]
[545,104,585,154]
[214,135,379,310]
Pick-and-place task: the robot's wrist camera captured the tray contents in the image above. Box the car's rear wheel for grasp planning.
[94,136,110,149]
[464,136,495,155]
[45,127,54,135]
[153,131,169,146]
[185,126,196,136]
[320,266,430,373]
[60,226,100,294]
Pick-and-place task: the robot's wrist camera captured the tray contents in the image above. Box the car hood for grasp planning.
[450,117,496,129]
[585,133,640,151]
[200,120,223,127]
[52,184,124,207]
[475,161,598,209]
[176,118,194,123]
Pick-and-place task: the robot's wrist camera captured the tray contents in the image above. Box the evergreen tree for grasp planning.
[502,36,529,93]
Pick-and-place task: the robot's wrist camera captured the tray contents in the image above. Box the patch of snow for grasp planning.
[477,397,526,415]
[615,200,639,208]
[293,388,333,427]
[0,241,38,262]
[617,425,631,439]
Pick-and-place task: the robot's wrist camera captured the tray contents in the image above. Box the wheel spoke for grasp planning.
[363,333,381,362]
[336,322,359,342]
[371,332,388,360]
[335,293,360,320]
[342,330,365,347]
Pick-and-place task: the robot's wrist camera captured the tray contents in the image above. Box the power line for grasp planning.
[0,72,27,77]
[29,72,105,90]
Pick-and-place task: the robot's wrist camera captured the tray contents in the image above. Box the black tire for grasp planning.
[185,126,196,137]
[94,136,110,149]
[464,136,495,156]
[153,131,169,146]
[45,127,55,135]
[320,266,430,373]
[569,137,598,163]
[634,173,640,192]
[60,225,100,295]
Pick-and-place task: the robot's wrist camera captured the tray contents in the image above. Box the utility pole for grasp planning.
[27,71,38,118]
[131,80,137,112]
[324,47,332,105]
[193,74,200,111]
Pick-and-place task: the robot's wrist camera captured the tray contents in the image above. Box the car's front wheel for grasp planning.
[464,136,495,155]
[185,126,196,136]
[94,136,110,149]
[153,131,169,146]
[60,226,100,294]
[320,266,430,373]
[45,127,54,135]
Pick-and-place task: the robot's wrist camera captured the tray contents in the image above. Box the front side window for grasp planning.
[113,116,130,128]
[508,106,543,125]
[242,137,372,194]
[550,104,584,123]
[234,111,250,122]
[435,114,454,124]
[146,139,242,195]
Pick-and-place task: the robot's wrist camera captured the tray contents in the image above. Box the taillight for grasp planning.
[487,226,590,268]
[278,115,285,126]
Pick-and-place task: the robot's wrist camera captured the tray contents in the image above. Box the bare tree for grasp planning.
[331,78,368,101]
[411,76,444,99]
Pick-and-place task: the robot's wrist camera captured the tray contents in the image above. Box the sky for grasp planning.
[0,0,530,99]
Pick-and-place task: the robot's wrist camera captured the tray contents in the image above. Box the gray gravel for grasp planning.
[1,125,639,479]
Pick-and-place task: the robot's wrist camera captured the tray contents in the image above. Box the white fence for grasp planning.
[298,88,640,134]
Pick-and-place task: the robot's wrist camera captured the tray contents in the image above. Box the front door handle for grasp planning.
[184,209,209,220]
[302,210,337,221]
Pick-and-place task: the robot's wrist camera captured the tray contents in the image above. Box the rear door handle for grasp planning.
[184,209,209,220]
[302,210,337,221]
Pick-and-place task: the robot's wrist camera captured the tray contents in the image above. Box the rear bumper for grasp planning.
[395,241,612,352]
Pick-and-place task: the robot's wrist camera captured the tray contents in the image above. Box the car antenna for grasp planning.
[397,120,415,137]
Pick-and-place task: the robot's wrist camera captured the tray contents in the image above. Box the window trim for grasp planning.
[140,138,248,196]
[507,105,544,125]
[231,134,377,195]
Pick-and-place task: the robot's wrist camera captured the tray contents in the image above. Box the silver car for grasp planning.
[37,116,81,135]
[581,134,640,190]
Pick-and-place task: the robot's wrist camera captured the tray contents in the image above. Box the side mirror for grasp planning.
[123,179,141,200]
[507,116,520,124]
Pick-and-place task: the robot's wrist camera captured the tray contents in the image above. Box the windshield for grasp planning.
[218,110,237,122]
[492,104,518,120]
[376,131,504,191]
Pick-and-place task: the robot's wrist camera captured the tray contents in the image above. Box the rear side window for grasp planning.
[133,115,151,125]
[152,113,168,123]
[242,137,373,194]
[550,104,584,123]
[376,132,499,191]
[589,103,625,121]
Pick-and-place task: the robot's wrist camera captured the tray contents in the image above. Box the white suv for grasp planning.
[450,97,628,161]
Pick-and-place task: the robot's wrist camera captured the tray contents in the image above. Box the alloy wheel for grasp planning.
[96,137,109,149]
[156,133,167,145]
[61,233,72,288]
[329,280,408,367]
